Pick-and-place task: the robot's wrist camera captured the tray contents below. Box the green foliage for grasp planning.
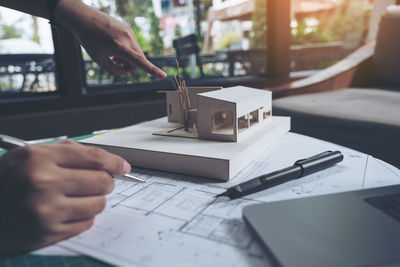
[291,0,370,46]
[0,25,23,39]
[250,0,267,49]
[115,0,164,55]
[125,69,150,83]
[116,0,146,27]
[148,0,164,56]
[132,27,149,52]
[193,0,211,51]
[216,33,240,50]
[31,35,40,43]
[199,0,213,20]
[164,66,179,77]
[327,0,370,46]
[174,25,183,39]
[291,20,331,45]
[249,0,370,48]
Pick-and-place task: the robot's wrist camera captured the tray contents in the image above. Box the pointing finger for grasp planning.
[121,47,167,79]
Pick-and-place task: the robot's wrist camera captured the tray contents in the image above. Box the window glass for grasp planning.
[290,0,372,72]
[82,0,263,90]
[238,114,249,131]
[0,7,57,95]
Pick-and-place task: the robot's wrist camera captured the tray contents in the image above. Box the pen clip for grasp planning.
[294,151,333,165]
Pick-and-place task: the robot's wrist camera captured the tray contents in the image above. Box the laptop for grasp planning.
[243,185,400,267]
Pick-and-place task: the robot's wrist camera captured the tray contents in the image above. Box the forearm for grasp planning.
[0,0,95,35]
[0,0,88,30]
[55,0,103,36]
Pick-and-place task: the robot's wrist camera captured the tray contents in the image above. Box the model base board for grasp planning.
[81,116,291,180]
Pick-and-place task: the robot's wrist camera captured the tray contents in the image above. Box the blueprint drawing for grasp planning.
[58,133,400,266]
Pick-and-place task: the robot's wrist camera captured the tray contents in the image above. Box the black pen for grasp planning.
[216,150,344,200]
[0,134,146,183]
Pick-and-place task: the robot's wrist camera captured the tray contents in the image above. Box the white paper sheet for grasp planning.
[32,245,77,256]
[54,132,399,266]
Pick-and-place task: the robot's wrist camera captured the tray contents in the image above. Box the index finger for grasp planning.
[51,144,131,175]
[122,47,167,79]
[60,168,115,196]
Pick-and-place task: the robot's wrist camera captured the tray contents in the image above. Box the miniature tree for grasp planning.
[173,60,191,131]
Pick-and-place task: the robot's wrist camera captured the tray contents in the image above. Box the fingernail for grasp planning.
[123,161,131,174]
[157,70,167,78]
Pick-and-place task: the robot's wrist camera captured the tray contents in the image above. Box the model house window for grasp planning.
[250,110,259,126]
[238,115,249,132]
[169,104,172,115]
[263,111,271,120]
[211,109,234,135]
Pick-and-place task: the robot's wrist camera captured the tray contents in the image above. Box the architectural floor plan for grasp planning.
[58,133,400,266]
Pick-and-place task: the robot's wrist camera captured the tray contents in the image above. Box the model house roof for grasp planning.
[197,86,269,104]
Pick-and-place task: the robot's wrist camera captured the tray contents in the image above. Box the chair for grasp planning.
[173,34,204,79]
[270,4,400,167]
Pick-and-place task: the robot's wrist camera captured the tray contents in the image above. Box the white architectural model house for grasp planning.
[155,86,272,142]
[82,85,289,180]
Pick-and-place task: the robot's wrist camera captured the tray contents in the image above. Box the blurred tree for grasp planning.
[31,16,40,44]
[216,33,240,50]
[328,0,370,47]
[290,0,370,47]
[291,19,331,45]
[0,25,23,39]
[195,0,212,50]
[115,0,146,27]
[250,0,267,48]
[133,27,149,52]
[194,0,201,38]
[174,24,183,39]
[115,0,132,18]
[115,0,149,51]
[148,0,164,55]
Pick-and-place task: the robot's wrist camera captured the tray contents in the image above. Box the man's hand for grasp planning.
[0,140,131,257]
[0,0,167,78]
[56,0,167,78]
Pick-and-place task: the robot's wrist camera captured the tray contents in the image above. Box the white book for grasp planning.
[81,116,290,180]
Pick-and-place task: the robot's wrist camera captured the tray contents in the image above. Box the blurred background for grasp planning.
[3,0,399,152]
[0,0,373,93]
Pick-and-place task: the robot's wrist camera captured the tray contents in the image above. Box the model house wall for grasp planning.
[197,86,272,142]
[161,87,222,123]
[187,87,222,109]
[197,96,237,141]
[164,91,182,122]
